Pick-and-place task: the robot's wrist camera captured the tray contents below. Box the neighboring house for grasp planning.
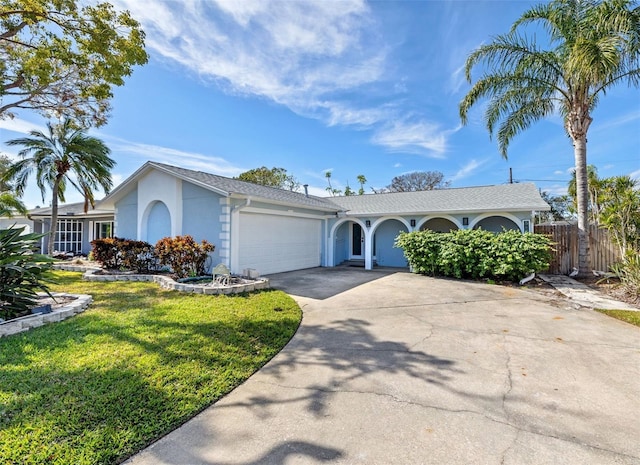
[98,161,550,275]
[27,203,115,255]
[0,214,34,234]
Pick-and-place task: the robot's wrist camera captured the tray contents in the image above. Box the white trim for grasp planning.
[350,222,364,259]
[416,215,462,231]
[469,212,523,232]
[218,197,231,268]
[370,216,412,233]
[328,218,368,268]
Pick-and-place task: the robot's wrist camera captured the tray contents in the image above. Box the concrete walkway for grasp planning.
[539,274,639,311]
[125,271,640,465]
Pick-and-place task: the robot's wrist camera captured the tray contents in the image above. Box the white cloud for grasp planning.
[113,0,386,126]
[372,120,450,157]
[448,64,466,95]
[630,169,640,181]
[0,117,46,135]
[107,137,245,177]
[450,159,484,182]
[305,184,331,198]
[393,163,402,168]
[593,110,640,132]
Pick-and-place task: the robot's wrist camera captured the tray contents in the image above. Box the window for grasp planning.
[94,221,114,240]
[523,220,531,233]
[55,219,83,253]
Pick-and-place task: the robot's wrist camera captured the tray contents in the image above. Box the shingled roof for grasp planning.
[101,161,340,212]
[29,202,113,218]
[99,161,549,216]
[329,183,550,215]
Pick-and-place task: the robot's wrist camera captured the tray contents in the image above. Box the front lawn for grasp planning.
[597,309,640,327]
[0,271,302,465]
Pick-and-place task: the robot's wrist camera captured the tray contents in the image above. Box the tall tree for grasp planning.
[537,191,573,222]
[567,165,604,221]
[324,170,342,197]
[387,171,450,192]
[459,0,640,276]
[598,175,640,257]
[4,119,115,254]
[0,154,26,216]
[0,0,147,126]
[235,166,300,191]
[357,174,367,195]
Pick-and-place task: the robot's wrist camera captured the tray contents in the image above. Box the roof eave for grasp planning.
[343,205,551,216]
[228,193,341,213]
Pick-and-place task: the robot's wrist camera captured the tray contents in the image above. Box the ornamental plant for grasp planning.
[395,229,552,282]
[91,238,157,273]
[0,226,53,320]
[154,235,215,279]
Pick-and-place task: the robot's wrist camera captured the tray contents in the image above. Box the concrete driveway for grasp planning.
[126,269,640,465]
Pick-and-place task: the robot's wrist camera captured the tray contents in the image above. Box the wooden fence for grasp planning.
[534,224,621,275]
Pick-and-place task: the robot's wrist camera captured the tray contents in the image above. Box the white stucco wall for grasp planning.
[138,170,182,241]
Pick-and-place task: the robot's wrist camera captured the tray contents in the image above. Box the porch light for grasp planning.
[410,219,416,227]
[463,217,469,226]
[365,220,371,227]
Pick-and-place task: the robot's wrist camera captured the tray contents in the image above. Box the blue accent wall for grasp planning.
[182,182,223,267]
[115,188,138,239]
[374,219,408,267]
[334,222,349,265]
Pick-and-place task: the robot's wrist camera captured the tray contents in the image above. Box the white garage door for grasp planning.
[239,213,322,275]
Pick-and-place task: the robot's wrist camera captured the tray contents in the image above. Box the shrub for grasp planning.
[91,238,158,273]
[611,251,640,296]
[0,226,53,320]
[91,237,121,269]
[395,229,552,282]
[155,235,215,278]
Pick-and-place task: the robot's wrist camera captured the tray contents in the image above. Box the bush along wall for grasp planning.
[91,238,158,273]
[395,229,553,282]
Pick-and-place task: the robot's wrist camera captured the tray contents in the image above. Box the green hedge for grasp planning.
[395,229,552,282]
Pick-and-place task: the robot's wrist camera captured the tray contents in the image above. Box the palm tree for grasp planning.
[568,165,603,222]
[4,119,115,255]
[459,0,640,276]
[0,155,27,217]
[0,192,27,217]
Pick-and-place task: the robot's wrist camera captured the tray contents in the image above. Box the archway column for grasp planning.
[364,226,373,270]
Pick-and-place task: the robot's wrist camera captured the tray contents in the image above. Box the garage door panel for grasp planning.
[239,213,321,275]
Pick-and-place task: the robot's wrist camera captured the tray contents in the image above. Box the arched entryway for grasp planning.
[473,215,519,233]
[420,217,459,233]
[145,201,171,244]
[331,219,368,266]
[372,218,409,267]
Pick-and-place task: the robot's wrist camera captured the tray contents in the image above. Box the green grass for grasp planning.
[597,309,640,327]
[0,271,302,465]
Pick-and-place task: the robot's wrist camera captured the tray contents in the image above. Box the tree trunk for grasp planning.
[48,178,61,256]
[573,135,591,276]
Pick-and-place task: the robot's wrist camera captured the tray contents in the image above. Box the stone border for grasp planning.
[77,267,270,295]
[0,293,92,338]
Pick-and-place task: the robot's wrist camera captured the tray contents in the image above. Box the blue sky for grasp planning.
[1,0,639,208]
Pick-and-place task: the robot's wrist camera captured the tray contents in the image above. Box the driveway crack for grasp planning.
[254,381,640,462]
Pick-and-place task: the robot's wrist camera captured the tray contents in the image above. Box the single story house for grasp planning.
[98,161,550,275]
[0,214,34,235]
[27,203,115,255]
